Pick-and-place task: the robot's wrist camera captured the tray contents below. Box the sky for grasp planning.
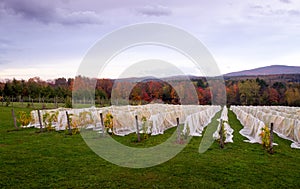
[0,0,300,80]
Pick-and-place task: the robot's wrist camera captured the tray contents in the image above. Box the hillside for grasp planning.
[225,65,300,77]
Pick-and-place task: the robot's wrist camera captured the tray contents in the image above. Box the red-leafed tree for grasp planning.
[268,88,280,105]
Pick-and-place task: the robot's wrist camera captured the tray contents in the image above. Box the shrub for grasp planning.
[17,111,32,126]
[104,112,113,134]
[260,125,271,151]
[65,96,72,108]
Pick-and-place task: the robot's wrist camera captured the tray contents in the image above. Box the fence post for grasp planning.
[11,108,18,130]
[135,115,141,142]
[269,122,274,154]
[100,113,105,136]
[219,119,224,149]
[176,117,180,143]
[66,111,72,135]
[37,109,43,132]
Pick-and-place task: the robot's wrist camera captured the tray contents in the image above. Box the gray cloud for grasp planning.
[288,9,300,16]
[248,3,300,17]
[249,5,263,10]
[0,38,12,45]
[279,0,291,3]
[1,0,56,23]
[55,8,102,25]
[0,0,102,25]
[268,8,300,17]
[136,5,172,17]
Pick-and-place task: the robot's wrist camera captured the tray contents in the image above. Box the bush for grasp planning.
[65,96,72,108]
[17,111,32,126]
[5,97,10,107]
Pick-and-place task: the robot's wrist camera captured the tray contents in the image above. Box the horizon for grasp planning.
[1,1,300,80]
[1,64,300,82]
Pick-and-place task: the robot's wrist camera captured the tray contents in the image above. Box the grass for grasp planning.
[2,102,65,109]
[0,106,300,188]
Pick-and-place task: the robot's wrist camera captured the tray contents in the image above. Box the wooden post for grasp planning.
[37,109,43,132]
[176,117,180,143]
[100,113,105,136]
[269,122,274,154]
[11,108,18,130]
[219,119,224,149]
[135,115,141,142]
[66,111,72,135]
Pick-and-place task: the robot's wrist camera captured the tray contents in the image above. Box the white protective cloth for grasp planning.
[183,106,221,136]
[231,106,299,148]
[28,104,222,137]
[213,106,234,143]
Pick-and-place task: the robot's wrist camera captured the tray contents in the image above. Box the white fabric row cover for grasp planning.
[264,106,300,117]
[26,104,221,136]
[239,105,300,120]
[213,106,234,143]
[182,106,221,136]
[231,106,300,149]
[230,106,265,144]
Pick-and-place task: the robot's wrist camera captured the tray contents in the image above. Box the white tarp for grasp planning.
[27,104,221,136]
[231,106,300,149]
[213,106,234,143]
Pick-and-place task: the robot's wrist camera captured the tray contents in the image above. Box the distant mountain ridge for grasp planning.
[224,65,300,77]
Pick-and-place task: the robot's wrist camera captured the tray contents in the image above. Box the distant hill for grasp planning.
[224,65,300,77]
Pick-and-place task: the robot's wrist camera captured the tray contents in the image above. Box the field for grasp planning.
[1,106,300,188]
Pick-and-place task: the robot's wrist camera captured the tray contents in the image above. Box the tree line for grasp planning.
[0,75,300,107]
[225,78,300,106]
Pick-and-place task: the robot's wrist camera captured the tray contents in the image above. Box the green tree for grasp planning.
[238,80,260,105]
[196,79,207,88]
[285,86,300,106]
[272,82,287,105]
[3,82,12,97]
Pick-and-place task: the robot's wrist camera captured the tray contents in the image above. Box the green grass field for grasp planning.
[1,106,300,188]
[2,102,65,109]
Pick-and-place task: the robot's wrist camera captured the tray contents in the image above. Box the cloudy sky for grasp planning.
[0,0,300,80]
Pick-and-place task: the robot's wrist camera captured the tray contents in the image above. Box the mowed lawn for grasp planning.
[0,106,300,188]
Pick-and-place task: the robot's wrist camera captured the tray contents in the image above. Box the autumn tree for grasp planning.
[272,82,287,105]
[238,80,260,105]
[226,83,239,105]
[268,88,280,105]
[285,86,300,106]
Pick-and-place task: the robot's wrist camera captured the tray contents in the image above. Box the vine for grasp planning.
[42,111,59,131]
[104,112,113,134]
[215,120,227,148]
[65,113,80,135]
[259,125,271,151]
[17,111,32,127]
[220,120,227,144]
[79,111,94,126]
[141,116,149,140]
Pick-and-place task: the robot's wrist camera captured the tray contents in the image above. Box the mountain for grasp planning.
[224,65,300,77]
